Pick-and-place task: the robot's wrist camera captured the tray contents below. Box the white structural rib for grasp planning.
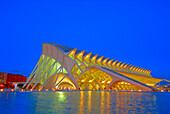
[26,57,51,89]
[23,55,46,88]
[31,61,57,89]
[52,69,62,88]
[40,66,62,89]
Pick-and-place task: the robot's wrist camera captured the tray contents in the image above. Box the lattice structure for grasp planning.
[23,43,169,91]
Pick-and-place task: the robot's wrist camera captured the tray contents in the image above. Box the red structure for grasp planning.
[6,73,26,83]
[0,72,26,89]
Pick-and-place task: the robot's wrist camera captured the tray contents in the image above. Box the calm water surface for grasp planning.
[0,91,170,114]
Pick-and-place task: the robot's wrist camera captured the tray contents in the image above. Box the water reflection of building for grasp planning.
[78,91,157,113]
[23,43,170,91]
[1,91,159,113]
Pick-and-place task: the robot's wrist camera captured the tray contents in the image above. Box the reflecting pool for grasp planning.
[0,91,170,113]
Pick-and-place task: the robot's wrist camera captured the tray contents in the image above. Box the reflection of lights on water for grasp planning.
[58,92,66,101]
[87,91,92,111]
[59,92,63,95]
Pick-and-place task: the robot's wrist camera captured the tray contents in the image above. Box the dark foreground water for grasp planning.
[0,91,170,114]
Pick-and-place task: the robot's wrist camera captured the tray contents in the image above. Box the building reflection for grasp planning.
[106,91,111,114]
[0,91,161,114]
[78,91,158,114]
[88,91,92,112]
[58,92,66,102]
[21,91,159,114]
[79,91,84,113]
[100,91,106,114]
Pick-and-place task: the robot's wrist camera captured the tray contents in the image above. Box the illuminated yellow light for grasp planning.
[146,84,155,86]
[59,92,63,95]
[72,85,76,88]
[84,53,92,60]
[38,89,41,91]
[116,61,122,67]
[52,88,55,91]
[0,89,3,91]
[71,51,74,54]
[137,68,141,71]
[139,90,141,92]
[107,59,113,66]
[133,67,137,71]
[58,92,65,101]
[92,56,96,61]
[130,66,134,70]
[77,51,85,60]
[121,82,124,84]
[81,80,84,82]
[136,67,139,71]
[21,89,24,91]
[103,60,106,63]
[98,58,102,61]
[123,64,128,69]
[107,81,111,84]
[112,60,118,66]
[97,56,104,64]
[120,63,124,67]
[161,90,164,92]
[30,89,33,91]
[89,80,92,82]
[46,89,48,91]
[125,82,127,84]
[102,81,105,83]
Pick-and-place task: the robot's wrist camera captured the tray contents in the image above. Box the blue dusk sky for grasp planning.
[0,0,170,80]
